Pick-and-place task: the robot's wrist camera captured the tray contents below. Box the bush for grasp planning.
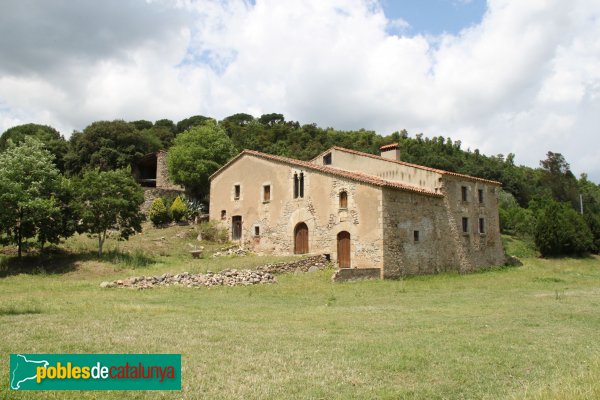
[170,196,187,222]
[149,198,169,226]
[197,221,228,243]
[180,194,204,221]
[534,201,593,257]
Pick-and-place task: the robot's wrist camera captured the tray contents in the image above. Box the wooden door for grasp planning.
[294,223,309,254]
[337,231,351,268]
[232,216,242,240]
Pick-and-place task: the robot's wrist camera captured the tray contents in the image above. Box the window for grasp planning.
[221,210,226,220]
[294,173,299,198]
[323,153,332,165]
[339,191,348,208]
[478,189,484,204]
[462,217,469,234]
[254,225,260,236]
[414,230,420,242]
[479,218,485,234]
[234,184,240,200]
[293,172,304,199]
[263,185,271,202]
[461,186,468,202]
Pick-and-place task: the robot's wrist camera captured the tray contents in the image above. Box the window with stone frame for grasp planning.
[339,191,348,208]
[414,230,420,242]
[293,172,305,199]
[263,185,271,202]
[478,189,484,204]
[234,184,241,200]
[479,218,485,234]
[462,217,469,233]
[461,186,469,202]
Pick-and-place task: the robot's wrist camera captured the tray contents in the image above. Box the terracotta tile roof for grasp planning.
[325,146,502,186]
[380,143,399,150]
[210,149,443,197]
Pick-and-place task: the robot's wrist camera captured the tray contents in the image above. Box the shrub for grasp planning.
[170,196,187,222]
[180,194,204,221]
[197,221,228,243]
[149,198,169,226]
[534,201,593,257]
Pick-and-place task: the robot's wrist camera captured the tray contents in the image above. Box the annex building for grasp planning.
[209,144,505,278]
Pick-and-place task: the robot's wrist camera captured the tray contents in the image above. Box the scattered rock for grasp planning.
[256,255,330,274]
[101,270,276,290]
[100,254,331,290]
[212,247,251,257]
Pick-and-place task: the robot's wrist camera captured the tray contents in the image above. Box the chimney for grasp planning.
[380,143,400,161]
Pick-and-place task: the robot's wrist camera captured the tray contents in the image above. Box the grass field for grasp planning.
[1,225,600,399]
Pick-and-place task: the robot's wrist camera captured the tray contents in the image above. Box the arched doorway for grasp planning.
[337,231,351,268]
[294,223,309,254]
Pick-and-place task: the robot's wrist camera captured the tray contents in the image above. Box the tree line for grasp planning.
[1,113,600,258]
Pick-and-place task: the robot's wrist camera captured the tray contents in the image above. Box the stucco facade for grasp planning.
[209,145,505,277]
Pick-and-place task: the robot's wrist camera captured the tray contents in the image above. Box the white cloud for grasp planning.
[0,0,599,181]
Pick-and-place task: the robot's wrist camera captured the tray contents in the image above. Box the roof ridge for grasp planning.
[329,146,501,186]
[211,149,443,197]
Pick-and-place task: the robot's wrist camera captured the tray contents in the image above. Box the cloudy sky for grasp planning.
[1,0,599,181]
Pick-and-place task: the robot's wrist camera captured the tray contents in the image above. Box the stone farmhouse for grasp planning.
[209,144,505,278]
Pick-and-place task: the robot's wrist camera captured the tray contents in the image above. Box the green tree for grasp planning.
[64,120,161,175]
[170,196,187,223]
[149,198,169,226]
[0,123,69,172]
[0,138,63,257]
[74,169,145,256]
[534,201,592,257]
[175,115,213,135]
[167,121,237,198]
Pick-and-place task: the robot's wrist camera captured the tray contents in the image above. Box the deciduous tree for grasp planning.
[74,169,145,257]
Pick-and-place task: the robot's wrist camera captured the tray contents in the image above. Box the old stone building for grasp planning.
[133,150,184,211]
[209,144,506,278]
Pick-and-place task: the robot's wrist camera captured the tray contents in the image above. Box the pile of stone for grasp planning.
[256,254,330,274]
[211,247,251,257]
[100,270,275,290]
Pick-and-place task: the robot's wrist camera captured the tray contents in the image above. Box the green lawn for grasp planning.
[1,227,600,399]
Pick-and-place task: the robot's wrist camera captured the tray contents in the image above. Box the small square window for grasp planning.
[323,153,332,165]
[479,218,485,234]
[462,217,469,233]
[221,210,226,220]
[461,186,468,202]
[413,230,419,242]
[263,185,271,202]
[478,189,484,204]
[234,184,240,200]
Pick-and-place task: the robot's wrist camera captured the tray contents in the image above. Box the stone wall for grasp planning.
[441,176,506,270]
[381,178,506,278]
[156,151,184,190]
[141,188,184,213]
[382,189,457,277]
[331,268,382,282]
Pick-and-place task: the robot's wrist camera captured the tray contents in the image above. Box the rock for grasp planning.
[100,281,114,288]
[505,255,523,266]
[308,266,320,273]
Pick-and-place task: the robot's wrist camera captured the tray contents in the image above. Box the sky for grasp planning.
[0,0,599,181]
